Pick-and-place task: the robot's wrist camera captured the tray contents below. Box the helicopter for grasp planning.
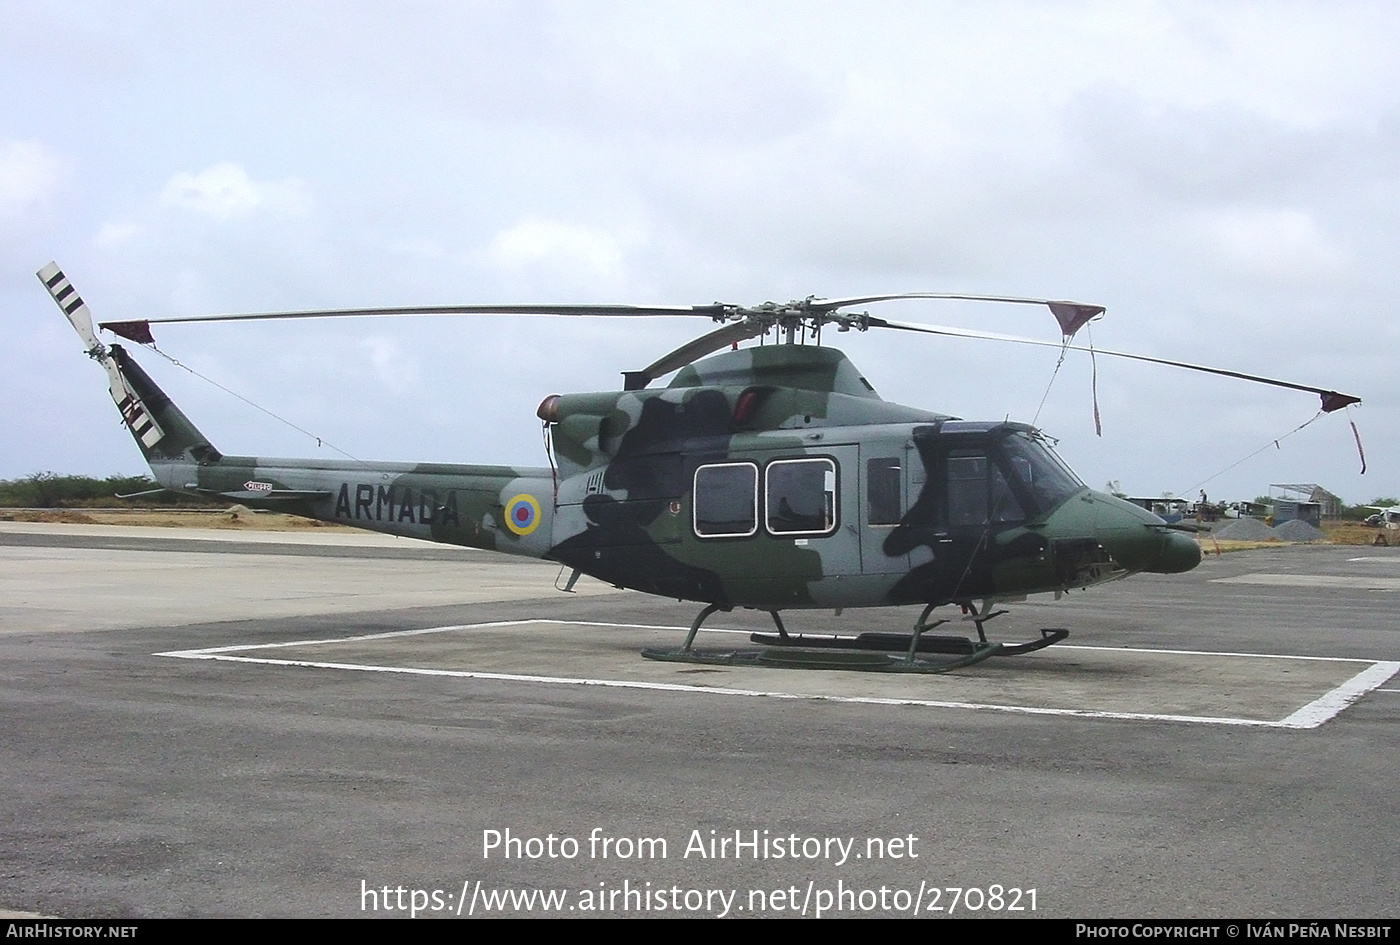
[1364,505,1400,530]
[39,262,1362,673]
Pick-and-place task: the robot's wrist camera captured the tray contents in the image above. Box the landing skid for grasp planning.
[639,602,1063,675]
[748,627,1067,656]
[642,642,1001,674]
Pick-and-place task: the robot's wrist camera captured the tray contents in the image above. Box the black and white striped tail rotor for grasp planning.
[38,262,166,449]
[101,355,165,450]
[38,261,103,355]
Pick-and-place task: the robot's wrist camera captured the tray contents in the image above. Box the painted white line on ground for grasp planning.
[159,621,1385,664]
[157,620,536,657]
[156,620,756,659]
[1055,643,1379,663]
[1279,662,1400,728]
[157,621,1400,729]
[1213,573,1400,591]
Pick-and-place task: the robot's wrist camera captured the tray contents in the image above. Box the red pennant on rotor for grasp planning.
[1046,302,1104,337]
[1320,391,1361,413]
[104,321,155,345]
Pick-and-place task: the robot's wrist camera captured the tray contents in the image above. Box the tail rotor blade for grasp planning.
[38,262,167,448]
[37,262,103,353]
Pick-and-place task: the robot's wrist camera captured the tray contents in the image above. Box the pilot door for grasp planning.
[899,432,1039,602]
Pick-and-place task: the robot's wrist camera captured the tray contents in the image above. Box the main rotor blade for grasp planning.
[97,292,1109,343]
[871,317,1361,412]
[810,293,1106,336]
[99,302,730,341]
[624,321,768,390]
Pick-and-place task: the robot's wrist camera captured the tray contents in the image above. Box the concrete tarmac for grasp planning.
[1,522,1397,918]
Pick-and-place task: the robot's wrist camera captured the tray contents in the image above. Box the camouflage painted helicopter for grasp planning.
[41,262,1362,673]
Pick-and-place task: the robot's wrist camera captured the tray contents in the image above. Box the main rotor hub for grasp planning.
[717,299,872,342]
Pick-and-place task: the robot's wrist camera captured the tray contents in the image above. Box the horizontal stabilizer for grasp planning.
[113,487,169,500]
[185,485,333,502]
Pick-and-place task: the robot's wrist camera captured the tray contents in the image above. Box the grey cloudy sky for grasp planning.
[3,1,1396,503]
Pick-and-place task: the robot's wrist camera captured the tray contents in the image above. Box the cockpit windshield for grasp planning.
[1000,431,1086,513]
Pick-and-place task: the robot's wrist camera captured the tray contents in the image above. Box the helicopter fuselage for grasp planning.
[125,341,1199,612]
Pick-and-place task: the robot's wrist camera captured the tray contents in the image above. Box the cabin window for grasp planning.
[867,457,902,525]
[693,463,758,538]
[765,458,837,536]
[946,452,988,527]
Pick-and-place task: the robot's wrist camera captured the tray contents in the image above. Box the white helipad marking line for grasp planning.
[1347,557,1400,563]
[157,619,747,659]
[1213,573,1400,590]
[157,620,537,657]
[157,621,1400,729]
[1057,643,1376,663]
[1279,662,1400,728]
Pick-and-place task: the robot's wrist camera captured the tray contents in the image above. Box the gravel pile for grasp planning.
[1213,518,1278,541]
[1273,519,1328,542]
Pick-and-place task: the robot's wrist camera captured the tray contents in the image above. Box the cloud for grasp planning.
[159,162,309,220]
[0,140,61,221]
[94,221,143,248]
[12,4,1398,502]
[487,217,626,278]
[358,336,421,395]
[1204,208,1348,280]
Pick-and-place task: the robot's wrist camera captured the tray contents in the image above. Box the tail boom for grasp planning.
[41,263,555,559]
[176,457,556,556]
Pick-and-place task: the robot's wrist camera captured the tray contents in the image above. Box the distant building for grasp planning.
[1270,483,1343,520]
[1123,496,1188,523]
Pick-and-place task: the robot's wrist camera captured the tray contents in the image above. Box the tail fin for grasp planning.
[39,262,220,465]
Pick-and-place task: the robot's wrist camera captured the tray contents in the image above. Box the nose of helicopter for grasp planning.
[1155,530,1203,573]
[1077,491,1202,574]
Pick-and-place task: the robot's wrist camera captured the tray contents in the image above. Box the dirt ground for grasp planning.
[1197,521,1391,552]
[0,507,355,531]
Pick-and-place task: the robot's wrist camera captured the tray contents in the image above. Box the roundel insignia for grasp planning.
[504,494,541,536]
